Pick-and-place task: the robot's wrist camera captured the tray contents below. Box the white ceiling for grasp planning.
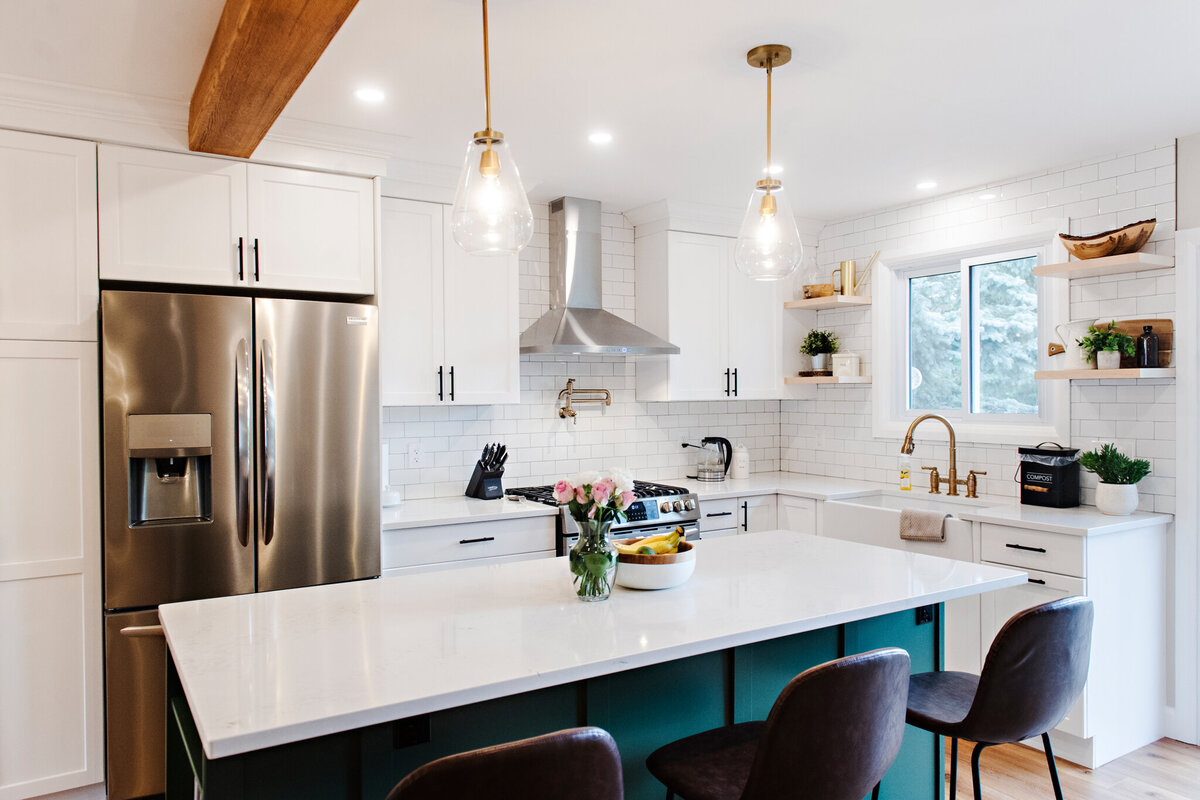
[3,0,1200,221]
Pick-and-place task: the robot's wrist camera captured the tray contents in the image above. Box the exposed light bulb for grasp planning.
[762,164,784,175]
[588,131,613,145]
[452,136,533,254]
[735,182,803,280]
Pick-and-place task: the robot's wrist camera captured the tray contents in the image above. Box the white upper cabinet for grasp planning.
[99,145,375,295]
[379,198,519,406]
[636,230,782,401]
[0,130,97,341]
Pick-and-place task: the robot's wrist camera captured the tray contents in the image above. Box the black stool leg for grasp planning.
[949,737,958,800]
[871,782,880,800]
[970,742,990,800]
[1041,732,1064,800]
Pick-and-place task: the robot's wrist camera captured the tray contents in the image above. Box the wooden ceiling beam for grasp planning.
[189,0,359,158]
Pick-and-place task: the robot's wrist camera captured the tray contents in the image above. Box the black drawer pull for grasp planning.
[706,511,733,518]
[1006,543,1047,553]
[1028,578,1047,585]
[459,536,495,544]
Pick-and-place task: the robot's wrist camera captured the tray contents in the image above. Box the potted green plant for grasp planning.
[801,329,839,373]
[1079,443,1150,515]
[1076,320,1135,370]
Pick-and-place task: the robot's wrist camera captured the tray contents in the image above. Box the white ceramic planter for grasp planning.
[1096,482,1138,515]
[812,353,830,371]
[1096,350,1121,370]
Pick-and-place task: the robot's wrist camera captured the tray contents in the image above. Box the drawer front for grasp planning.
[698,498,738,532]
[383,517,555,569]
[980,523,1085,578]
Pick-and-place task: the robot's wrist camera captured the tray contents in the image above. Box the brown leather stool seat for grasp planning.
[904,596,1094,800]
[646,648,911,800]
[385,726,623,800]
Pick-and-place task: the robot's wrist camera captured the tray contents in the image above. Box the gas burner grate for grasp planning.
[505,480,691,506]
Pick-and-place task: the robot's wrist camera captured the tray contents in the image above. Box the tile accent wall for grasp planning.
[383,202,781,500]
[781,142,1177,512]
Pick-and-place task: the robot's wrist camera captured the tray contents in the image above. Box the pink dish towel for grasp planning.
[899,508,948,542]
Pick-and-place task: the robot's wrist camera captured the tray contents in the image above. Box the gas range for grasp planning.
[505,480,701,555]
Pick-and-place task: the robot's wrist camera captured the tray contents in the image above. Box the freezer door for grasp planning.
[255,298,380,591]
[102,291,255,609]
[104,609,166,800]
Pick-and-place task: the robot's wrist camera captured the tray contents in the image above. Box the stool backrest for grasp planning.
[741,648,910,800]
[385,726,623,800]
[963,595,1094,744]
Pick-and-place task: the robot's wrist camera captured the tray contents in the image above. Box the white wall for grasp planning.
[781,142,1177,513]
[383,203,781,498]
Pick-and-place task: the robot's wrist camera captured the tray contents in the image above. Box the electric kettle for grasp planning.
[695,436,732,482]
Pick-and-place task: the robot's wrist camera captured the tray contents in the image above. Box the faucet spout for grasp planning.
[901,414,960,495]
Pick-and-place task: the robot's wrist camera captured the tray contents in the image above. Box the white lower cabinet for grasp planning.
[698,495,778,538]
[381,517,555,576]
[0,341,103,799]
[778,495,817,535]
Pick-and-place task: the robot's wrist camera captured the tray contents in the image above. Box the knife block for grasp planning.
[465,461,504,500]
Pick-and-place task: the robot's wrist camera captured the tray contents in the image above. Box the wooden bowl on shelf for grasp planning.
[1059,219,1155,260]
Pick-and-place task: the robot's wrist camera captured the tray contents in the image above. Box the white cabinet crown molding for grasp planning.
[626,197,823,243]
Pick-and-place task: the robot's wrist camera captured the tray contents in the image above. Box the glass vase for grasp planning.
[569,518,617,602]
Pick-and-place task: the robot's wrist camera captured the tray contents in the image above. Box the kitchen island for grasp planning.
[161,531,1025,799]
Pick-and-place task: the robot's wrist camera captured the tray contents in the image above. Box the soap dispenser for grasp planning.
[899,453,912,491]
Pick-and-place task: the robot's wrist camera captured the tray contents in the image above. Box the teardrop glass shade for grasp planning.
[734,182,804,280]
[451,137,534,255]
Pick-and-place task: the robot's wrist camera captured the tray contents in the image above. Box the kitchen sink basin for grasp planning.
[834,489,993,514]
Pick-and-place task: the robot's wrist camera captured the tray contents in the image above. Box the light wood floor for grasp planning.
[945,738,1200,799]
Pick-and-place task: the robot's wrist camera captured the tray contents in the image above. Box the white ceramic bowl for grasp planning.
[615,541,696,590]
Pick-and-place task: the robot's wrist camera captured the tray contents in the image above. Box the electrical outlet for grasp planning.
[915,605,934,626]
[408,446,424,468]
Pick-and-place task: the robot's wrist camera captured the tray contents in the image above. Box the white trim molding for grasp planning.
[872,220,1070,445]
[626,197,824,243]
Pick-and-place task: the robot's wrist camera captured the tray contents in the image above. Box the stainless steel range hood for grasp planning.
[520,197,680,355]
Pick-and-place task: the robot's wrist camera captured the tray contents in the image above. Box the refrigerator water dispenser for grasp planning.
[127,414,213,525]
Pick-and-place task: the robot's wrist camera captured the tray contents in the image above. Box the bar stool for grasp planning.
[905,596,1094,800]
[385,726,623,800]
[645,648,910,800]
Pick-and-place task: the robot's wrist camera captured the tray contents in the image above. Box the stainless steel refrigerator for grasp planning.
[100,290,380,799]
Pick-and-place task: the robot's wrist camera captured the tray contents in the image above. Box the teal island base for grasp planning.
[167,605,944,800]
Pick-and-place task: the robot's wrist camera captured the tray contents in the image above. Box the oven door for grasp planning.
[559,519,702,555]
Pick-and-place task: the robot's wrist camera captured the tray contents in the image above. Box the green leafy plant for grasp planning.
[1076,321,1135,361]
[801,329,839,355]
[1078,443,1151,485]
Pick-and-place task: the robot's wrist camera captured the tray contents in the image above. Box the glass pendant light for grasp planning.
[734,45,804,281]
[451,0,534,255]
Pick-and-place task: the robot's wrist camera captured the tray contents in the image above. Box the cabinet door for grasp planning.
[441,221,520,404]
[665,232,729,400]
[778,496,816,535]
[980,567,1088,738]
[247,165,375,294]
[0,131,97,341]
[379,199,445,405]
[0,341,102,797]
[726,265,781,399]
[99,145,247,287]
[739,494,778,533]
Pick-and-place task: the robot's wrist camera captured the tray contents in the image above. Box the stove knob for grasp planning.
[684,498,697,511]
[660,501,671,513]
[672,500,683,512]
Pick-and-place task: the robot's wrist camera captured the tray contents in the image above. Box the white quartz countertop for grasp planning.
[381,495,557,530]
[673,472,891,501]
[160,531,1025,760]
[956,503,1173,536]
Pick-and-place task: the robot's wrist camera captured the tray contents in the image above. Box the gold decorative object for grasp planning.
[1059,219,1156,260]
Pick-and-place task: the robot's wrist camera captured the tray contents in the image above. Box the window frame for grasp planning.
[873,221,1070,446]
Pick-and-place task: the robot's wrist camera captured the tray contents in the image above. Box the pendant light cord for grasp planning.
[482,0,492,135]
[766,57,772,171]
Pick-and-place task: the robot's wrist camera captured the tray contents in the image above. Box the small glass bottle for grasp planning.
[899,453,912,491]
[1137,325,1159,368]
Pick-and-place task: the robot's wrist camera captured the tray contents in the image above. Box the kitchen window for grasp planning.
[872,225,1069,444]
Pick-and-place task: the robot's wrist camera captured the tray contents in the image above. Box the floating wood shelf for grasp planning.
[1033,252,1174,279]
[783,295,872,311]
[1034,368,1176,381]
[784,375,873,385]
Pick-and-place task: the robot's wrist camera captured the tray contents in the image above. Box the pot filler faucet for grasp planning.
[900,414,986,498]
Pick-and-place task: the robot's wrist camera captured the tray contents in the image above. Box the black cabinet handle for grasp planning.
[1028,578,1047,585]
[732,368,738,397]
[741,501,748,531]
[437,366,444,401]
[449,366,455,401]
[724,368,731,397]
[1006,543,1047,553]
[459,536,495,544]
[706,511,733,518]
[252,238,260,281]
[237,237,244,281]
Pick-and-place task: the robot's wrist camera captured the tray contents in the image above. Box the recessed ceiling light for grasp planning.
[588,131,613,145]
[916,180,938,190]
[978,192,997,200]
[354,87,385,103]
[762,164,784,175]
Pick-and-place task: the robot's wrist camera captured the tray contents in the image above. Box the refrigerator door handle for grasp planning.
[235,338,252,548]
[261,339,277,546]
[119,625,164,638]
